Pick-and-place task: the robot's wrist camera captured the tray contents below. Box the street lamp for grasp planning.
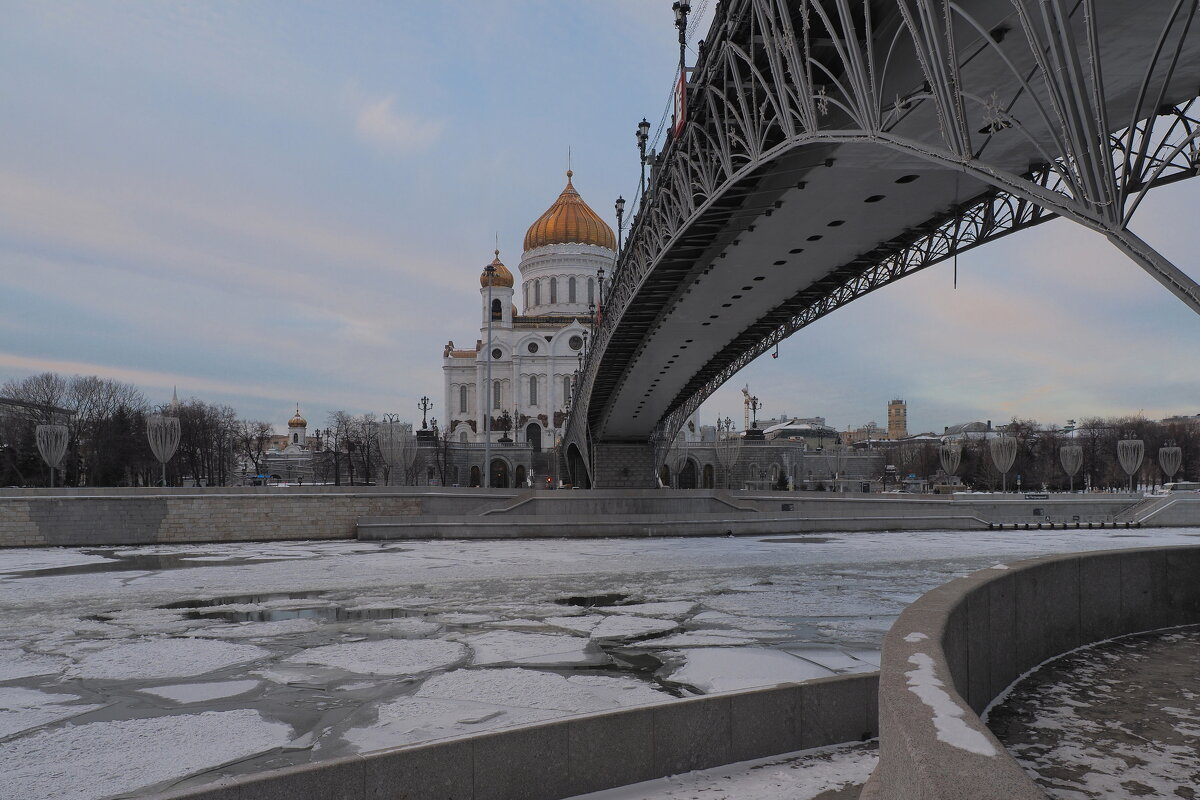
[417,396,433,430]
[636,118,650,196]
[484,259,496,488]
[596,266,605,322]
[614,197,625,259]
[673,1,691,75]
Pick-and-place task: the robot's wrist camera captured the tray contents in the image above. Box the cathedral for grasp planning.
[442,170,615,456]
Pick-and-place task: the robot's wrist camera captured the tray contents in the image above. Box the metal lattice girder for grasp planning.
[566,0,1200,470]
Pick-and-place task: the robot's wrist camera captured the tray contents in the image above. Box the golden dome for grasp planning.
[288,406,307,428]
[524,170,616,252]
[480,250,514,288]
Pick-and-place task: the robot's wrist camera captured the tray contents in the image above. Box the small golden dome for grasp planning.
[524,170,616,252]
[480,250,515,288]
[288,406,307,428]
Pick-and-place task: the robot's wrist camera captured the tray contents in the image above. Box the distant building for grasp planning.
[887,398,908,440]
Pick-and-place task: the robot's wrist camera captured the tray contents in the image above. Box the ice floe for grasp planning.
[457,630,604,667]
[139,680,261,704]
[69,639,270,680]
[0,686,102,738]
[416,667,665,712]
[663,647,836,693]
[285,639,467,676]
[590,615,679,641]
[0,710,293,800]
[0,648,70,681]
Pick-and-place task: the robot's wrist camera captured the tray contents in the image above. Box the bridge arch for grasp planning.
[566,0,1200,486]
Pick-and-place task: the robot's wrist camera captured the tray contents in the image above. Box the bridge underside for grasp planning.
[570,0,1200,488]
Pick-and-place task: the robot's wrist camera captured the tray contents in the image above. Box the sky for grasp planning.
[1,1,1197,436]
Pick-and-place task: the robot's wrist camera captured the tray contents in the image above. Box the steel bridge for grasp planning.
[565,0,1200,488]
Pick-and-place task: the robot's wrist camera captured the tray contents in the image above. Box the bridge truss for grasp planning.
[568,0,1200,481]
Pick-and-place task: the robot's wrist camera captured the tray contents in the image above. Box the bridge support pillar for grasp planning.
[591,442,658,488]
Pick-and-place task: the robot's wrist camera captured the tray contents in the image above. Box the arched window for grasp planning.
[491,298,502,319]
[550,277,558,303]
[529,375,538,406]
[460,430,469,443]
[292,433,298,443]
[563,376,572,402]
[568,276,577,303]
[587,278,595,304]
[459,385,468,413]
[493,381,501,410]
[534,280,541,305]
[524,283,530,310]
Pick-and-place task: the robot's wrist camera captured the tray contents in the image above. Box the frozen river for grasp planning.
[1,526,1197,800]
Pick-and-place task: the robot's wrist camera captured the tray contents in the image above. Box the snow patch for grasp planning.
[904,632,929,643]
[905,652,996,756]
[458,631,602,667]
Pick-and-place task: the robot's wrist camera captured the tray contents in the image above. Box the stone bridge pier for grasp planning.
[589,442,658,489]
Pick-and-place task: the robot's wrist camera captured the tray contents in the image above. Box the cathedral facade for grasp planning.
[442,171,614,455]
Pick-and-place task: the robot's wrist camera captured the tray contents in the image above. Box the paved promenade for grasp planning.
[987,625,1200,798]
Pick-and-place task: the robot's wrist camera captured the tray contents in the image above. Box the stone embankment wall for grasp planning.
[152,673,877,800]
[862,545,1200,800]
[0,487,499,548]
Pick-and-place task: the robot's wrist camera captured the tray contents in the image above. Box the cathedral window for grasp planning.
[563,376,571,402]
[491,298,502,319]
[587,278,595,305]
[535,280,541,305]
[493,381,501,410]
[524,283,530,310]
[568,277,576,303]
[529,375,538,406]
[550,277,558,303]
[459,385,467,414]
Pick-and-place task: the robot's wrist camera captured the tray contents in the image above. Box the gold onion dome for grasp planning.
[288,407,307,428]
[524,170,616,252]
[480,250,514,288]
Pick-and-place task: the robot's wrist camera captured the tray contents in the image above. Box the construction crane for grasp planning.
[741,385,761,430]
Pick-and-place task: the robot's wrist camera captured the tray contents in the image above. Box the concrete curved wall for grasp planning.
[864,545,1200,799]
[150,673,877,800]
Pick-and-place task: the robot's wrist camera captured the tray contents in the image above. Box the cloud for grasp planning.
[355,95,443,154]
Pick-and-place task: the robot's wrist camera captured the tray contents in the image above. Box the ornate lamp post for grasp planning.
[1117,435,1145,493]
[636,118,651,197]
[989,434,1017,492]
[939,441,961,480]
[614,197,625,259]
[35,424,68,488]
[596,266,606,323]
[1159,441,1183,485]
[672,1,691,76]
[417,397,433,430]
[147,414,180,488]
[1060,445,1083,492]
[484,260,496,488]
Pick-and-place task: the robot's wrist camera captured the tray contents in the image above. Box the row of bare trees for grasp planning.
[887,416,1198,491]
[3,373,279,487]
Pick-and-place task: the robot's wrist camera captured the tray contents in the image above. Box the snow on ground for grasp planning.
[0,710,293,800]
[285,639,467,676]
[68,638,270,680]
[139,680,261,704]
[663,647,837,692]
[416,667,669,712]
[457,630,605,667]
[569,740,878,800]
[987,626,1200,798]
